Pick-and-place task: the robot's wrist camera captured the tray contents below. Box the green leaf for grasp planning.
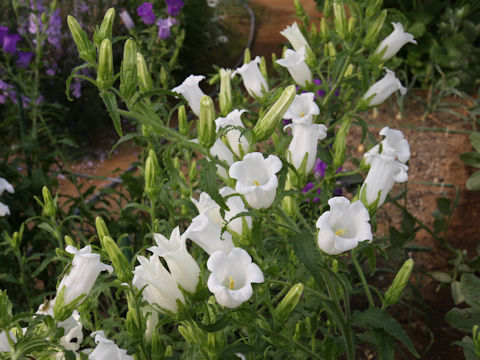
[451,280,465,305]
[0,290,13,328]
[460,273,480,308]
[373,329,395,360]
[122,202,151,213]
[163,147,189,192]
[453,337,478,360]
[466,170,480,191]
[31,255,58,277]
[436,198,451,215]
[460,152,480,168]
[100,91,123,137]
[470,132,480,153]
[351,307,419,358]
[289,230,325,288]
[197,316,230,332]
[198,160,229,212]
[445,307,480,332]
[429,271,452,283]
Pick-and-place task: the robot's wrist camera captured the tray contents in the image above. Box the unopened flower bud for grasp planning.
[328,42,336,57]
[150,330,163,360]
[42,186,56,219]
[253,85,296,142]
[323,0,332,18]
[160,66,168,88]
[473,325,480,358]
[334,1,347,39]
[345,64,354,77]
[294,0,305,17]
[366,0,383,19]
[67,15,96,63]
[260,56,268,82]
[126,292,143,336]
[333,118,351,170]
[95,8,115,48]
[64,235,75,247]
[120,39,137,101]
[348,15,356,36]
[145,150,160,200]
[137,52,153,93]
[274,283,304,321]
[97,39,114,91]
[188,160,197,179]
[310,22,318,40]
[383,259,414,308]
[243,48,251,64]
[178,105,189,135]
[320,17,328,41]
[219,68,232,116]
[198,95,216,148]
[364,9,387,47]
[102,236,132,283]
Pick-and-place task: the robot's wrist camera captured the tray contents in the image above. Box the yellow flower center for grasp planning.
[335,228,347,236]
[253,180,260,186]
[300,112,305,117]
[229,276,235,290]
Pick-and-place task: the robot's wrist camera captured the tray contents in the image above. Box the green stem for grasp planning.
[351,247,375,307]
[15,250,32,309]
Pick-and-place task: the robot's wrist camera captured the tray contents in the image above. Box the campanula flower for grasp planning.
[280,22,311,53]
[157,17,176,39]
[220,186,252,235]
[137,2,156,25]
[166,0,184,17]
[172,75,206,116]
[276,46,312,87]
[376,22,417,61]
[215,109,249,158]
[186,214,234,255]
[89,331,134,359]
[210,138,234,178]
[17,51,34,67]
[232,56,268,98]
[3,33,21,54]
[363,68,406,106]
[284,93,319,124]
[365,127,410,163]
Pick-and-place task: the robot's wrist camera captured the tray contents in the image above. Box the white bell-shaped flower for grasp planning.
[232,56,268,97]
[191,191,223,227]
[284,122,327,173]
[284,93,319,124]
[220,186,252,235]
[132,254,185,313]
[210,138,235,179]
[172,75,206,116]
[360,154,409,208]
[276,47,312,87]
[57,245,113,305]
[0,177,14,217]
[149,227,200,293]
[316,197,373,255]
[185,214,234,255]
[0,331,15,352]
[207,247,264,308]
[376,22,417,61]
[229,152,282,209]
[365,127,410,163]
[89,331,134,360]
[363,68,406,106]
[216,109,249,158]
[280,22,311,53]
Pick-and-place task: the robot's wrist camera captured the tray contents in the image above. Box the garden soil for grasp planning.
[56,1,479,358]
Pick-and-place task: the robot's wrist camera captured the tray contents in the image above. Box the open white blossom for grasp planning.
[172,75,206,116]
[376,22,417,61]
[207,247,264,308]
[220,186,252,235]
[210,138,235,179]
[232,56,268,97]
[276,47,312,87]
[185,214,234,255]
[280,22,311,53]
[365,127,410,163]
[216,109,249,158]
[316,197,372,255]
[363,68,406,106]
[284,93,319,124]
[89,331,134,360]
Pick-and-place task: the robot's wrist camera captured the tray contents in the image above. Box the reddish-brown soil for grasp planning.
[55,1,479,358]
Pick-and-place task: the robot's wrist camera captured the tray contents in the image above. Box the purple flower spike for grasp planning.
[166,0,184,17]
[47,10,62,49]
[137,2,156,25]
[0,26,8,45]
[313,159,327,178]
[3,33,21,54]
[17,51,34,67]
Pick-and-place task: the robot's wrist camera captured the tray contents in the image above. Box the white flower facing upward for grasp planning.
[316,197,373,255]
[284,122,327,173]
[57,245,113,305]
[363,68,406,106]
[172,75,206,116]
[280,22,311,53]
[148,227,200,293]
[89,331,134,360]
[216,109,249,158]
[365,127,410,163]
[207,247,264,308]
[284,93,320,124]
[185,214,234,255]
[229,152,282,210]
[376,22,417,61]
[0,177,14,217]
[220,186,252,235]
[232,56,268,98]
[132,254,185,313]
[360,154,409,208]
[276,47,312,87]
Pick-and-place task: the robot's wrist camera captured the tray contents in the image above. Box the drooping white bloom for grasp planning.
[376,22,417,61]
[232,56,268,97]
[276,47,312,87]
[365,127,410,163]
[207,247,264,308]
[0,177,14,217]
[148,227,200,293]
[284,122,327,173]
[0,330,15,352]
[316,197,373,255]
[229,152,282,209]
[57,245,113,305]
[119,9,135,30]
[216,109,249,158]
[360,154,409,208]
[191,191,224,227]
[132,254,184,313]
[172,75,206,116]
[363,68,406,106]
[89,331,134,360]
[280,22,311,53]
[185,214,234,255]
[220,186,252,235]
[210,138,235,179]
[284,93,319,124]
[37,299,83,351]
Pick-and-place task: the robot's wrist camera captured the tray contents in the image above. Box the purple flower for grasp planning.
[137,2,156,25]
[282,119,292,126]
[46,10,62,49]
[17,51,34,67]
[302,182,314,193]
[156,17,176,39]
[3,33,21,54]
[166,0,184,17]
[0,26,8,45]
[28,13,43,34]
[313,159,327,178]
[72,79,82,99]
[46,68,56,76]
[313,79,322,85]
[0,79,11,91]
[317,89,326,98]
[333,188,343,196]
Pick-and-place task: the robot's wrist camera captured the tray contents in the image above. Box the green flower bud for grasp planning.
[281,173,297,217]
[253,85,296,142]
[42,186,56,219]
[95,216,111,241]
[383,259,414,308]
[364,9,387,48]
[219,68,232,116]
[67,15,96,63]
[145,150,161,200]
[120,39,138,102]
[366,0,383,19]
[334,0,347,39]
[328,41,337,57]
[345,63,354,77]
[95,8,115,48]
[64,235,75,247]
[150,331,163,360]
[310,22,318,41]
[324,0,332,18]
[137,52,153,93]
[178,105,189,135]
[274,283,304,321]
[188,160,197,180]
[320,17,328,41]
[97,39,114,91]
[473,325,480,358]
[260,56,268,83]
[198,95,216,148]
[243,48,251,64]
[160,66,168,89]
[126,292,143,336]
[333,117,351,170]
[294,0,305,17]
[348,15,356,36]
[102,236,132,283]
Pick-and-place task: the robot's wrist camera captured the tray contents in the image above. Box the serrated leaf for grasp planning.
[373,329,395,360]
[351,307,419,358]
[100,91,123,137]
